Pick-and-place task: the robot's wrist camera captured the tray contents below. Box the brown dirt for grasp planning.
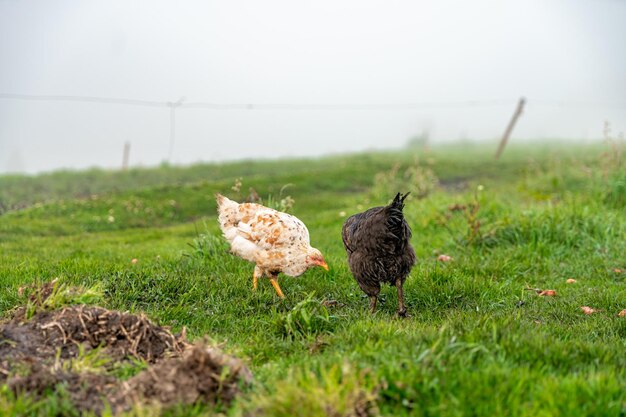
[0,283,252,415]
[7,363,118,414]
[2,306,187,364]
[110,343,253,411]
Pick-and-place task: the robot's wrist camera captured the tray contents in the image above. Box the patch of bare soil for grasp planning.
[0,283,252,415]
[110,343,252,410]
[2,306,187,364]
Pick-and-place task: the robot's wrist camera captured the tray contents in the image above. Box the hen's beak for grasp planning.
[319,261,329,271]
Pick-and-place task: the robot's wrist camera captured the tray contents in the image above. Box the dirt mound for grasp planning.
[2,306,187,365]
[0,285,252,415]
[8,363,118,414]
[111,343,253,411]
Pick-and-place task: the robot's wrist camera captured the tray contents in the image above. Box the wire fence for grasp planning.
[1,92,625,168]
[2,93,625,110]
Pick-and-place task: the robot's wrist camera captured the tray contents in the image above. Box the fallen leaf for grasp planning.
[131,258,138,264]
[580,306,597,315]
[613,268,623,273]
[618,309,626,317]
[566,278,577,284]
[437,254,453,262]
[525,287,558,296]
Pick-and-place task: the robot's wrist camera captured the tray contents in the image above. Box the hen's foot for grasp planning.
[270,277,285,298]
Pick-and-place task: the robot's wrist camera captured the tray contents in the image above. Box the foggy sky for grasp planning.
[1,0,625,174]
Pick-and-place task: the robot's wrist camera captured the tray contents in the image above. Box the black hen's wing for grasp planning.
[341,206,390,296]
[342,193,412,255]
[341,214,357,254]
[342,206,388,255]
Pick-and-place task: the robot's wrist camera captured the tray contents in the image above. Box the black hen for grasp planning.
[341,193,416,316]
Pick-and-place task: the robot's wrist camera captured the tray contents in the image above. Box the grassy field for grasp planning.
[1,141,625,416]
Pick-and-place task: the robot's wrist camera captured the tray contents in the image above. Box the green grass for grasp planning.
[1,142,625,416]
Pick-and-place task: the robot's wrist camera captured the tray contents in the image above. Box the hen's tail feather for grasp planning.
[390,192,410,211]
[386,192,411,242]
[215,193,239,223]
[215,193,226,207]
[216,193,238,210]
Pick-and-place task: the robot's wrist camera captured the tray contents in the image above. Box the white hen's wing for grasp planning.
[224,205,309,264]
[244,209,310,249]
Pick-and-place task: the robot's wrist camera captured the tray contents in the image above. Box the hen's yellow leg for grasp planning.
[253,267,261,291]
[269,277,285,298]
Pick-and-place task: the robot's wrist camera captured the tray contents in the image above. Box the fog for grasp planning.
[1,0,625,174]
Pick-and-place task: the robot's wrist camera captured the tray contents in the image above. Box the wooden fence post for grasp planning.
[495,97,526,160]
[122,141,130,170]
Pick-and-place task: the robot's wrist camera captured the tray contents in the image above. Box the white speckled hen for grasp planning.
[216,194,328,298]
[341,193,416,316]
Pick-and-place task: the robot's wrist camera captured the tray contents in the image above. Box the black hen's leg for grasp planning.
[369,295,378,313]
[396,278,407,317]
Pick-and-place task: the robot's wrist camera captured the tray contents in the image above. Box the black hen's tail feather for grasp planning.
[386,192,411,242]
[390,192,410,211]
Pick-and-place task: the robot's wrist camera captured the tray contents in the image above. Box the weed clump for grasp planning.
[15,278,103,320]
[439,185,499,247]
[371,159,438,201]
[247,364,379,417]
[230,177,296,212]
[274,294,334,340]
[186,221,230,260]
